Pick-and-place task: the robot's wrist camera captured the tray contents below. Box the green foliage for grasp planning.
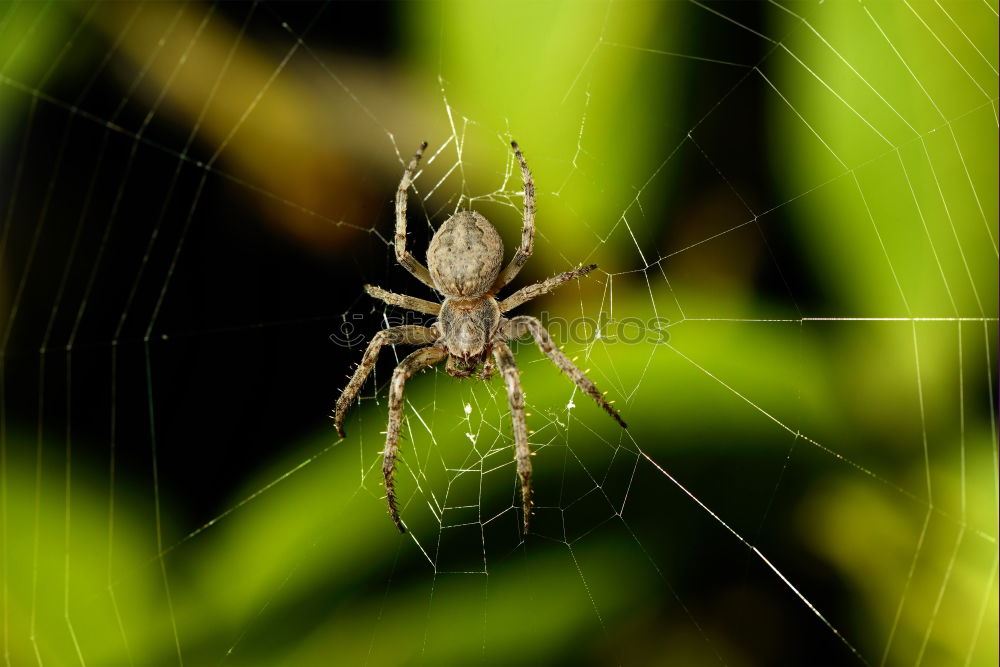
[3,1,996,665]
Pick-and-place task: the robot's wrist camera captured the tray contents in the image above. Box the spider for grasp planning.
[334,141,627,534]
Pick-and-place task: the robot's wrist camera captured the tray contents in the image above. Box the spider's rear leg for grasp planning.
[490,141,535,292]
[383,345,447,533]
[493,340,533,533]
[394,141,437,289]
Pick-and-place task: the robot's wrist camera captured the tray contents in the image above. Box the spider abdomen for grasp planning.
[427,211,504,297]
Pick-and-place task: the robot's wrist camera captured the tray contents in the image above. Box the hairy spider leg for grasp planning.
[503,315,627,429]
[364,284,441,315]
[394,142,436,289]
[333,325,438,437]
[491,141,535,292]
[493,340,533,533]
[499,264,597,313]
[383,345,448,532]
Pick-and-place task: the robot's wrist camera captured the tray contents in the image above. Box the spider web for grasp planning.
[1,1,996,665]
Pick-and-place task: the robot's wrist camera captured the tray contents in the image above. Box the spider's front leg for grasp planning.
[492,340,533,533]
[503,315,627,429]
[383,345,447,532]
[333,325,438,437]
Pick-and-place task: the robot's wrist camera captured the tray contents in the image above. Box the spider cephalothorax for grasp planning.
[334,141,627,534]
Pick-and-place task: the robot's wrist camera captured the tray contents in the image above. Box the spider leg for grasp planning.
[364,285,441,315]
[490,141,535,292]
[395,142,437,289]
[502,315,627,429]
[498,264,597,313]
[383,345,448,532]
[492,340,533,534]
[333,325,438,437]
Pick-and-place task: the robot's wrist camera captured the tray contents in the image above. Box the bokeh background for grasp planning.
[1,1,996,665]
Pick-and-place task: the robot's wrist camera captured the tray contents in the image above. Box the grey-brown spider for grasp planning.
[334,141,627,534]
